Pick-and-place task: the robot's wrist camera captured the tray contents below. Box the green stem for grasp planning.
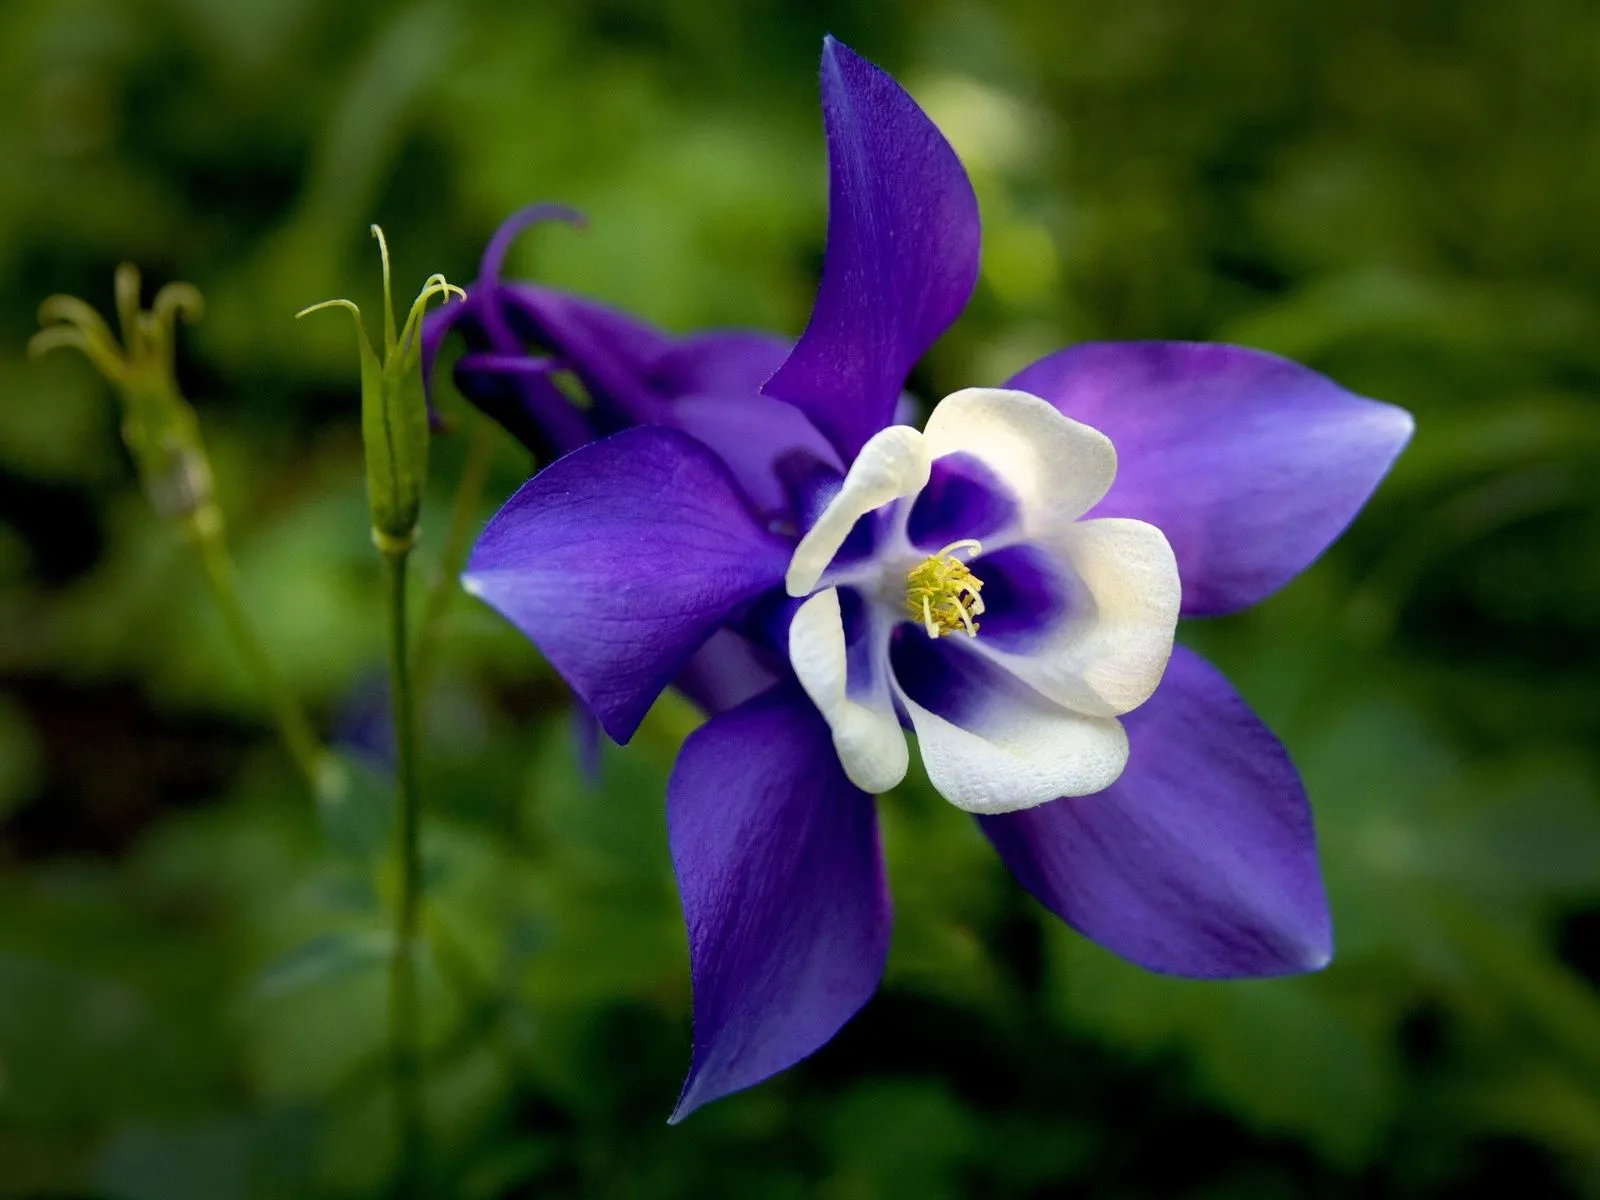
[383,545,425,1197]
[413,414,496,700]
[185,506,330,794]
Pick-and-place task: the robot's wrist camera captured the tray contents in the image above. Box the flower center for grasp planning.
[905,539,986,639]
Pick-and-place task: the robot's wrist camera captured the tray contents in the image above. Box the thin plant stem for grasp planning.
[184,505,330,793]
[413,414,497,699]
[382,545,425,1197]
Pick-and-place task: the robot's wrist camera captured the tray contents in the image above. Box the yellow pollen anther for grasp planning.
[905,539,986,638]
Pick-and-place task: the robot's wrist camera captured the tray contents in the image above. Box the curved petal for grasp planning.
[980,645,1333,978]
[498,283,675,429]
[789,588,907,794]
[649,329,795,397]
[921,389,1117,540]
[435,282,671,453]
[891,631,1129,813]
[785,424,929,596]
[670,393,842,518]
[420,295,465,415]
[669,683,890,1121]
[453,350,596,456]
[762,37,981,462]
[425,203,584,425]
[1006,342,1414,617]
[972,518,1179,718]
[463,427,790,743]
[904,452,1020,552]
[476,204,586,287]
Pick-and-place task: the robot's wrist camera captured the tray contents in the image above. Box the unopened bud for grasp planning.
[297,226,464,553]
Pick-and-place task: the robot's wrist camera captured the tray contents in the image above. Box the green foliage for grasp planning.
[2,0,1600,1196]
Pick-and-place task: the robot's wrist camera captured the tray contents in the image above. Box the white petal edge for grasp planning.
[921,388,1117,538]
[897,672,1130,814]
[976,518,1181,717]
[789,588,909,794]
[786,424,930,597]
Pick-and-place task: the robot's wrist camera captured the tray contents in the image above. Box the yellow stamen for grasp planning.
[905,539,985,638]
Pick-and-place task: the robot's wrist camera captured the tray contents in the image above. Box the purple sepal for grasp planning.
[670,394,842,519]
[497,282,674,430]
[762,37,980,462]
[453,351,595,456]
[668,683,890,1121]
[480,204,587,284]
[980,646,1333,978]
[421,204,584,413]
[649,330,836,516]
[420,295,464,432]
[463,427,790,743]
[1007,342,1414,617]
[421,204,678,450]
[649,330,794,397]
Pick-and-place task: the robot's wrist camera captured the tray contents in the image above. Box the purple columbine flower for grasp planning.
[461,37,1414,1120]
[424,204,857,718]
[422,205,831,517]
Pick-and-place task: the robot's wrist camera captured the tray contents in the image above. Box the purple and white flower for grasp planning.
[462,37,1413,1120]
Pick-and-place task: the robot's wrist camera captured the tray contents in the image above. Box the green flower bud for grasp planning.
[297,226,464,555]
[30,265,215,527]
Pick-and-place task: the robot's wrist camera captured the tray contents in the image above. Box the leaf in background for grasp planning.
[95,1117,254,1200]
[820,1079,979,1200]
[94,1107,317,1200]
[1309,700,1600,962]
[0,867,234,1131]
[879,759,1013,1010]
[512,719,686,1008]
[1043,930,1400,1168]
[315,751,394,862]
[251,928,391,1003]
[0,693,41,823]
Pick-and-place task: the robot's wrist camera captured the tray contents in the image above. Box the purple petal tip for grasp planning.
[463,427,789,743]
[981,647,1335,980]
[763,34,980,462]
[665,686,890,1120]
[480,203,587,287]
[1008,342,1418,617]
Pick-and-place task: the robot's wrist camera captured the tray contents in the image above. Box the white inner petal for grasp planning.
[896,670,1130,814]
[785,424,930,597]
[789,588,908,794]
[975,519,1180,717]
[780,386,1174,814]
[921,388,1116,540]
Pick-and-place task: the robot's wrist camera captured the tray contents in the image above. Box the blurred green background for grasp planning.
[3,0,1600,1195]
